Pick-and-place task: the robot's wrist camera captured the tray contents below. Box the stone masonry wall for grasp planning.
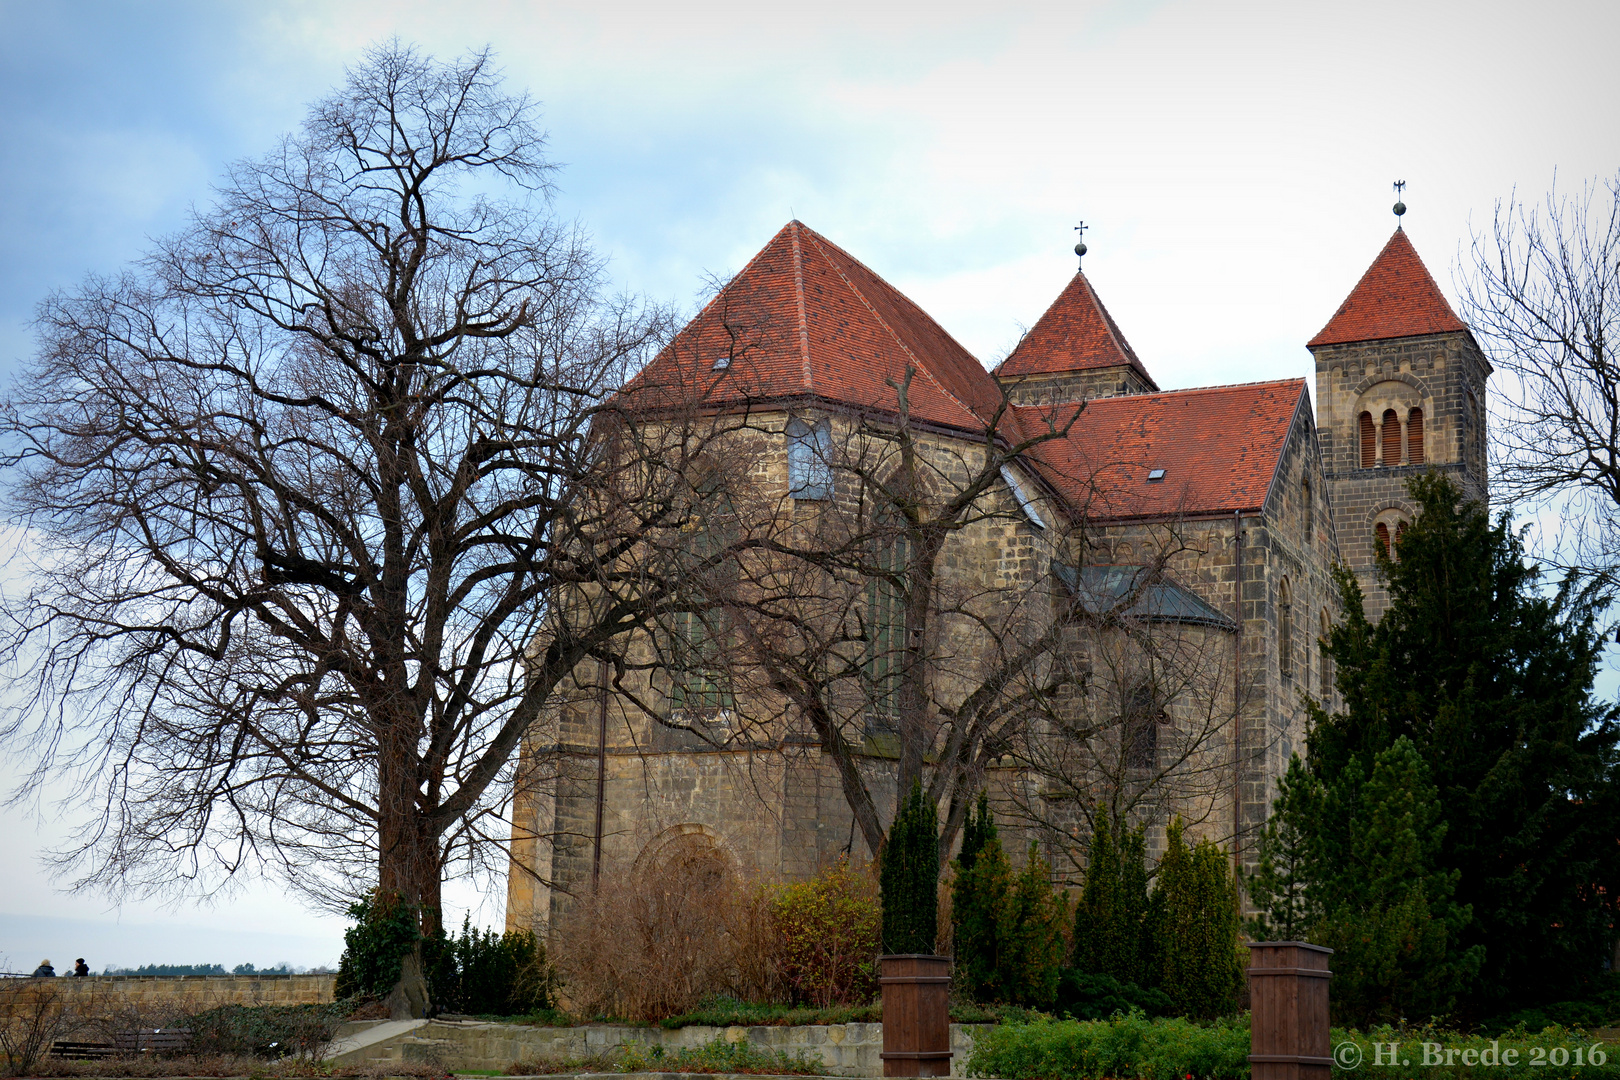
[0,973,335,1015]
[999,364,1156,406]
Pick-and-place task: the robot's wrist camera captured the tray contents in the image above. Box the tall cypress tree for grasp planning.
[952,792,1010,997]
[1312,473,1620,1014]
[997,842,1069,1006]
[1147,818,1244,1019]
[882,780,940,954]
[1072,808,1150,985]
[1244,755,1323,941]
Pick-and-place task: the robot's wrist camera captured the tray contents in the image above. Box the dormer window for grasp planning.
[1147,469,1166,483]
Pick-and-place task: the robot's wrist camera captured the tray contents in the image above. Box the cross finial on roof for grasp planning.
[1392,180,1407,228]
[1073,220,1088,266]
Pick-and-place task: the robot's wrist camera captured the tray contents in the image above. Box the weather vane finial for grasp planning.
[1073,220,1088,267]
[1393,181,1407,228]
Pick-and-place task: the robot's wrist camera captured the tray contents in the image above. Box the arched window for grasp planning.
[1278,577,1293,679]
[786,417,832,499]
[1395,520,1407,553]
[1407,407,1425,465]
[1381,408,1401,465]
[1319,609,1333,697]
[1375,521,1391,558]
[1359,412,1377,468]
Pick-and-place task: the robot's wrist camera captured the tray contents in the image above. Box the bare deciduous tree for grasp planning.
[1461,171,1620,588]
[0,43,692,1013]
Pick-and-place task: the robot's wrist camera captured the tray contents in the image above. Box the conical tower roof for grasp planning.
[1308,228,1468,347]
[995,271,1156,390]
[619,221,1004,433]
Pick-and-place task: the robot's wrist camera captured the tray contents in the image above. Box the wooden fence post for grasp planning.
[1248,941,1333,1080]
[879,954,952,1077]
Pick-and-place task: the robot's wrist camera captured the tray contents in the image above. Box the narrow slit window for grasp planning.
[1360,412,1377,468]
[1382,408,1401,465]
[1278,577,1294,678]
[1407,408,1424,465]
[1319,609,1333,698]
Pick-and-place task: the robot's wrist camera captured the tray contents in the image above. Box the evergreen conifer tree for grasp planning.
[1312,474,1620,1014]
[1243,755,1324,941]
[951,792,1011,998]
[1314,737,1481,1026]
[1147,818,1244,1019]
[882,780,940,954]
[996,842,1069,1006]
[1072,809,1150,985]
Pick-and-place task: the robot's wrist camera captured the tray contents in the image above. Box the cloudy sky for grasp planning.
[1,0,1615,972]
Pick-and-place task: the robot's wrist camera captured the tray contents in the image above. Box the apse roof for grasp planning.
[1053,562,1236,630]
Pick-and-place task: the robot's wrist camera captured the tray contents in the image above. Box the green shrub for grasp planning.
[951,796,1014,1001]
[186,1001,355,1059]
[616,1034,828,1075]
[966,1013,1251,1080]
[1054,971,1175,1021]
[659,994,883,1029]
[882,781,940,955]
[428,915,557,1015]
[995,843,1068,1007]
[334,891,421,999]
[771,858,882,1007]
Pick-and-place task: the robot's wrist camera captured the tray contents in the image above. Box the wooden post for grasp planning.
[1248,942,1333,1080]
[879,954,952,1077]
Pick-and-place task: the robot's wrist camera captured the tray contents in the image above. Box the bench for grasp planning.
[114,1028,194,1053]
[49,1041,119,1060]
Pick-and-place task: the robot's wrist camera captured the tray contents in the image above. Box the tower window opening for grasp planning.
[1407,407,1424,465]
[1382,408,1401,465]
[1359,412,1376,468]
[1375,521,1391,558]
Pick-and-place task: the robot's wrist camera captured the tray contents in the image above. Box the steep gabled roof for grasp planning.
[1308,228,1468,347]
[1017,379,1308,521]
[619,221,1006,434]
[994,271,1157,389]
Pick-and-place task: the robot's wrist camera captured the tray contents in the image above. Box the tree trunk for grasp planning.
[377,731,440,1018]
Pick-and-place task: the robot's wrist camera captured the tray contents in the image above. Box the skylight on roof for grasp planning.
[712,355,731,370]
[1147,468,1166,483]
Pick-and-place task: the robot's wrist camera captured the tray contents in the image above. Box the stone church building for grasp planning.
[505,220,1490,932]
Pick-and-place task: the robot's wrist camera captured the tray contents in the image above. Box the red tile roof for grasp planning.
[619,221,1008,435]
[995,271,1157,388]
[1018,379,1308,521]
[1308,229,1468,347]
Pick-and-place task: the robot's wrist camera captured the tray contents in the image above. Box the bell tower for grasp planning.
[1310,221,1491,617]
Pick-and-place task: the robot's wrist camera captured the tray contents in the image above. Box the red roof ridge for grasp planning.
[790,222,813,391]
[799,226,995,427]
[1308,228,1468,347]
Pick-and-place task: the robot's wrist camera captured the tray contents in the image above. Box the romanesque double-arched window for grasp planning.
[1360,412,1377,468]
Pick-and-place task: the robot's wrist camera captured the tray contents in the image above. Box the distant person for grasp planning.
[30,959,56,977]
[73,959,89,977]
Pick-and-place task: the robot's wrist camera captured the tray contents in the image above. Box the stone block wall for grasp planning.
[999,364,1156,406]
[0,973,336,1016]
[1312,330,1490,618]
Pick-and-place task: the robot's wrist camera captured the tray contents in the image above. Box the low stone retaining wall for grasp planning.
[337,1019,986,1078]
[0,973,336,1015]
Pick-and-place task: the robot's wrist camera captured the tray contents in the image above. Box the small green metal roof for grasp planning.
[1053,562,1236,631]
